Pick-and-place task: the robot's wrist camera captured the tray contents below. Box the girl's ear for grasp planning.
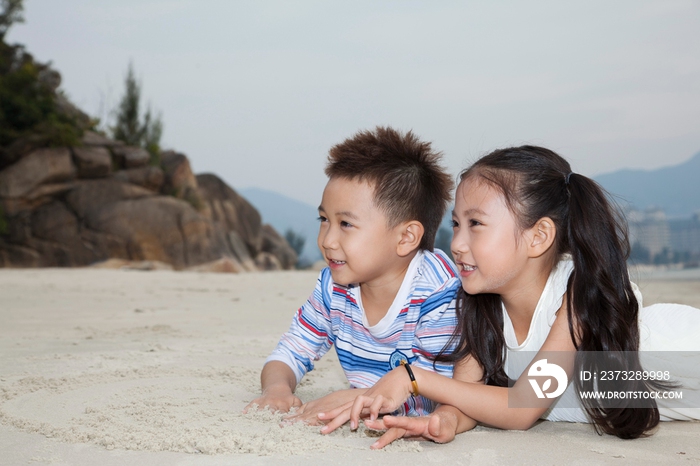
[527,217,556,258]
[397,221,424,257]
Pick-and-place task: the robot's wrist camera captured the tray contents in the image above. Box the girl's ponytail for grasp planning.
[565,173,661,438]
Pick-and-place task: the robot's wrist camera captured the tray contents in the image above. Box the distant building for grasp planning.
[669,212,700,255]
[627,207,670,259]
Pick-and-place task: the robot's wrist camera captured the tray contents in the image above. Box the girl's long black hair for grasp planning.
[437,145,665,439]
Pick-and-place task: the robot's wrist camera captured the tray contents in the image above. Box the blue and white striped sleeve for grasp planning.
[411,278,460,377]
[265,269,335,384]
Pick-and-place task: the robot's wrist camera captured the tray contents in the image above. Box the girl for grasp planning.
[318,145,700,448]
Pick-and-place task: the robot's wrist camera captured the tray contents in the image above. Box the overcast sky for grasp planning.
[8,0,700,206]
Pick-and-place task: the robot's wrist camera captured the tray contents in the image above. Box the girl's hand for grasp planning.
[318,366,413,433]
[364,411,458,449]
[282,389,366,426]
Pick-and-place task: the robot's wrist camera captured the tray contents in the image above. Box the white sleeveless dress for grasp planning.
[502,259,700,422]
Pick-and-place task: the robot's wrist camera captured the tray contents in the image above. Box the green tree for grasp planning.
[112,62,163,163]
[284,229,306,257]
[1,3,82,153]
[0,0,24,41]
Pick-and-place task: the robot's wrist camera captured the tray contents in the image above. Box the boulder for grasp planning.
[226,230,257,271]
[65,179,154,219]
[24,201,109,266]
[1,182,75,216]
[0,148,76,198]
[196,173,262,257]
[0,242,41,267]
[72,146,111,178]
[82,131,125,148]
[91,258,174,271]
[84,196,232,269]
[255,252,283,271]
[186,257,243,273]
[260,223,297,270]
[112,146,150,169]
[0,133,54,171]
[112,166,164,192]
[161,151,197,194]
[31,201,79,243]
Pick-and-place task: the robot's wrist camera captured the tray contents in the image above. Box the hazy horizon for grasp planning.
[8,0,700,206]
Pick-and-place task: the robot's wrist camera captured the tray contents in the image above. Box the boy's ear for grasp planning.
[527,217,556,258]
[396,221,424,257]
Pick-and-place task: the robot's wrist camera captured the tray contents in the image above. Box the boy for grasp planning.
[245,126,460,422]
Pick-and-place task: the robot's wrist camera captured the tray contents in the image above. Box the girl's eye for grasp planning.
[317,215,328,223]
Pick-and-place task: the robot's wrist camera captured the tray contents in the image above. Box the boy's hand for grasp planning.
[244,360,301,413]
[282,389,367,426]
[363,410,458,449]
[243,385,303,414]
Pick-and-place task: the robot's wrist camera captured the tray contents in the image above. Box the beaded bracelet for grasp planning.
[400,360,420,397]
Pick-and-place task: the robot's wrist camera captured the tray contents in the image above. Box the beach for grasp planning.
[1,267,699,465]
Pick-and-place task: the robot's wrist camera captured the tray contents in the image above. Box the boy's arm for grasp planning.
[244,361,302,413]
[245,270,335,413]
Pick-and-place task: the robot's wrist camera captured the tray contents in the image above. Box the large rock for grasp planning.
[0,242,41,267]
[82,131,125,148]
[112,166,164,192]
[260,223,297,270]
[72,146,111,178]
[0,148,76,198]
[112,146,150,169]
[0,131,296,271]
[65,179,154,219]
[196,173,262,257]
[1,182,75,216]
[84,196,232,269]
[162,151,197,194]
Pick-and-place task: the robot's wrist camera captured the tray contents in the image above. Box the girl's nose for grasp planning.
[451,231,468,258]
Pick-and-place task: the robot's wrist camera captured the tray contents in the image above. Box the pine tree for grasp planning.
[112,62,163,162]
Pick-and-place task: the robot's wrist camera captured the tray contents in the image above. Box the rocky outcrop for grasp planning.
[0,131,297,271]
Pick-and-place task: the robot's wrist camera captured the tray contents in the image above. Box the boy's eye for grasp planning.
[451,219,459,228]
[317,215,328,223]
[340,221,353,228]
[469,219,482,227]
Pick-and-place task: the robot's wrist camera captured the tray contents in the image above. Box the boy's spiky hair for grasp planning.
[325,126,453,250]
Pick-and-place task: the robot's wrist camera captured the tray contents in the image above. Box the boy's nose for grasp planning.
[319,226,338,250]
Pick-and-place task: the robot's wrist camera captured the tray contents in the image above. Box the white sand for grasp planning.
[1,268,699,465]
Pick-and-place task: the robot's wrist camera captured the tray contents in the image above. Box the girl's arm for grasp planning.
[319,301,576,432]
[360,354,482,448]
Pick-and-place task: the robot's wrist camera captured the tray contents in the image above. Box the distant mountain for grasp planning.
[594,151,700,217]
[240,187,322,263]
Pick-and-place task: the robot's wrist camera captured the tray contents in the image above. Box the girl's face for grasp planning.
[451,177,531,296]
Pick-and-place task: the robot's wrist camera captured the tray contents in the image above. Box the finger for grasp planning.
[363,418,387,431]
[349,396,373,429]
[371,427,407,450]
[427,414,443,439]
[368,395,387,421]
[319,408,351,435]
[317,400,353,420]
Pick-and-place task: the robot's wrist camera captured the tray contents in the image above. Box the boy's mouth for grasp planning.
[329,259,346,265]
[460,263,476,272]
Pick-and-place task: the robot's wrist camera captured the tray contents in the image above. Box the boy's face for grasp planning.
[317,177,404,287]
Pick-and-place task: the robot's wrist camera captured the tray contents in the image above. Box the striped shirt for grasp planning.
[266,249,460,415]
